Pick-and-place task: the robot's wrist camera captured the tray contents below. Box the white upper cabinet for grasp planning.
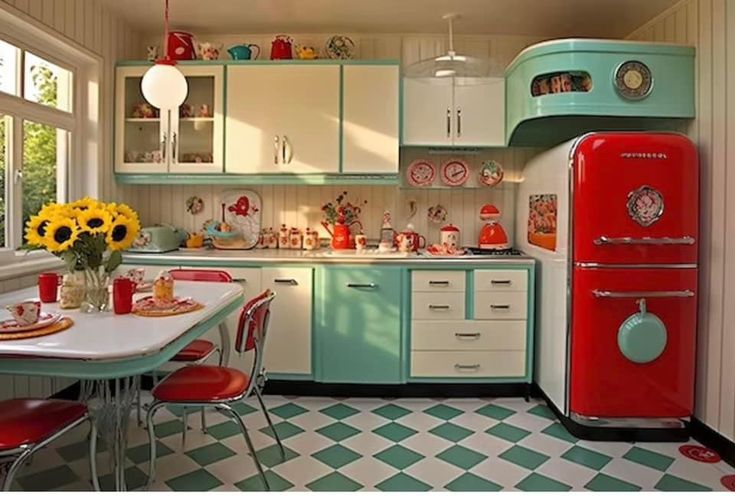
[115,65,224,174]
[342,65,400,174]
[225,65,340,174]
[453,77,505,147]
[403,76,505,147]
[402,78,454,146]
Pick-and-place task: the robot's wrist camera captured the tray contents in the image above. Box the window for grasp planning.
[0,38,73,250]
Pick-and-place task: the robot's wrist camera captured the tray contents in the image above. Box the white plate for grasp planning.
[0,312,62,334]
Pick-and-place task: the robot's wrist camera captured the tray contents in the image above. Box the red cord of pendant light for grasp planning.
[157,0,176,66]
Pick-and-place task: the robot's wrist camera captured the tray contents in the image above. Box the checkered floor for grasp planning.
[8,394,735,491]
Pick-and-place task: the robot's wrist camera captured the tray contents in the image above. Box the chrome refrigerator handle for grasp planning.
[592,290,695,298]
[594,236,695,246]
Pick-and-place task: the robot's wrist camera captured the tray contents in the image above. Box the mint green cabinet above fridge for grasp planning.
[315,266,404,384]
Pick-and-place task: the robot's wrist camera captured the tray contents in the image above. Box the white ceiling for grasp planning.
[101,0,679,38]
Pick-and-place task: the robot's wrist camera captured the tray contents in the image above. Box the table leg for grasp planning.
[85,376,138,491]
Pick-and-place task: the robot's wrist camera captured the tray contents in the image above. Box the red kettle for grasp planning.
[270,35,293,60]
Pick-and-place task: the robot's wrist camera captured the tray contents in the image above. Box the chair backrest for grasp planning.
[169,269,233,283]
[235,290,276,377]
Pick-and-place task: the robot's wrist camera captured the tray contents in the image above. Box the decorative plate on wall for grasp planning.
[406,159,436,187]
[440,159,470,187]
[479,160,504,187]
[219,190,262,249]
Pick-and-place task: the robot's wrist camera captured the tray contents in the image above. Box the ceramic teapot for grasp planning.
[295,45,318,60]
[270,35,293,59]
[197,42,222,60]
[228,44,261,60]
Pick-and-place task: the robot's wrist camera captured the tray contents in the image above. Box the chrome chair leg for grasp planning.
[89,419,101,491]
[200,407,208,434]
[220,404,269,491]
[136,379,143,427]
[253,387,284,458]
[144,401,166,489]
[181,409,189,448]
[2,449,33,491]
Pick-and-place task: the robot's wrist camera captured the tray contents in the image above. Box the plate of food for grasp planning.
[0,312,62,333]
[406,159,436,187]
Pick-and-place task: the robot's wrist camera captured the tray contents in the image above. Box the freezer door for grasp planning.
[572,133,698,264]
[569,267,697,418]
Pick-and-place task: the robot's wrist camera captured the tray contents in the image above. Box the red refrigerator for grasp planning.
[518,132,698,434]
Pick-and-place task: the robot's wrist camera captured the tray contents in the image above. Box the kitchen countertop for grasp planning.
[123,248,536,266]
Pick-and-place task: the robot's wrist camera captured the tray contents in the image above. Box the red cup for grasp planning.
[38,272,61,303]
[113,278,136,315]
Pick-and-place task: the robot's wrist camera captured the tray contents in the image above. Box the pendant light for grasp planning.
[141,0,188,109]
[404,14,502,83]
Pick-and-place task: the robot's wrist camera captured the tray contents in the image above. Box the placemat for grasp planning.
[0,317,74,341]
[133,297,204,318]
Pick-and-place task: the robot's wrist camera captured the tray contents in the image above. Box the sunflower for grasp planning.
[25,215,51,248]
[76,207,112,235]
[43,217,80,252]
[106,202,139,223]
[70,197,102,212]
[106,214,139,251]
[38,202,72,219]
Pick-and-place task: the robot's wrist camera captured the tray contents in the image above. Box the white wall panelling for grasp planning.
[629,0,735,442]
[0,0,143,400]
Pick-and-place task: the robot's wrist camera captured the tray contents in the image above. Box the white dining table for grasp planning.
[0,281,244,491]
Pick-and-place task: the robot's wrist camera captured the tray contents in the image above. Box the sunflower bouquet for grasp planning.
[25,198,141,311]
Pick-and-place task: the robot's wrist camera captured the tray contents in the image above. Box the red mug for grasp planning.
[38,272,61,303]
[113,278,136,315]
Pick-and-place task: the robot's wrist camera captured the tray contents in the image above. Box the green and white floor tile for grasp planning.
[7,394,735,491]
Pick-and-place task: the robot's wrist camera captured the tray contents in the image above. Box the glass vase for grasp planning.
[81,267,110,313]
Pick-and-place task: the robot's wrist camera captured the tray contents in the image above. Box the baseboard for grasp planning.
[689,417,735,469]
[262,380,535,398]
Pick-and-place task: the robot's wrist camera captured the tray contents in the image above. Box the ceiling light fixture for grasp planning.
[404,14,502,83]
[141,0,188,109]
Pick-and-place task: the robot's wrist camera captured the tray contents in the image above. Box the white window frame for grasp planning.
[0,5,101,266]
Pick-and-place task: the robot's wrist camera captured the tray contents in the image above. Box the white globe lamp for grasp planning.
[141,61,188,109]
[140,0,188,110]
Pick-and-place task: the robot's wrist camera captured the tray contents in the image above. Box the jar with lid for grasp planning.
[59,272,85,309]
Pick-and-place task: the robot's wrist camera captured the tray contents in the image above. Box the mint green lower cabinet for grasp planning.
[315,266,403,384]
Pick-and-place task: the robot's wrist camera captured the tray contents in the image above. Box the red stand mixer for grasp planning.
[478,204,510,249]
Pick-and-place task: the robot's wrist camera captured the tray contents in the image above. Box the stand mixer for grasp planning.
[478,204,510,249]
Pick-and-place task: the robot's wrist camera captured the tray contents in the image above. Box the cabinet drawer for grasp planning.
[474,291,528,320]
[412,271,465,293]
[474,270,528,292]
[411,320,526,351]
[412,292,465,320]
[411,351,526,378]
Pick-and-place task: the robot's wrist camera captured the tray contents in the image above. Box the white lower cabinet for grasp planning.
[260,267,313,375]
[410,269,529,379]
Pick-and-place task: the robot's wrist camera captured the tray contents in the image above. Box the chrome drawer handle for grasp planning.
[428,280,450,286]
[429,304,450,310]
[594,236,695,246]
[274,278,298,285]
[455,332,481,339]
[454,364,480,371]
[593,290,694,298]
[347,283,377,289]
[490,304,511,310]
[491,280,512,285]
[232,278,247,283]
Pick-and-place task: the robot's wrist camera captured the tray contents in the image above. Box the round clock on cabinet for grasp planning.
[614,60,653,100]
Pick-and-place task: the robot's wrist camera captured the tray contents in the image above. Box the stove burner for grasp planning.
[464,247,525,257]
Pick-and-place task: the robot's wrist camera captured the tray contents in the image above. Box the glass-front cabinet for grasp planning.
[115,65,224,174]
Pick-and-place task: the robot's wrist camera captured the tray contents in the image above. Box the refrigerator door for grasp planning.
[572,133,698,264]
[570,267,697,418]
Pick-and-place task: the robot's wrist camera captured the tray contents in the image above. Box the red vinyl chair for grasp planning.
[0,398,100,491]
[144,290,281,491]
[137,269,233,443]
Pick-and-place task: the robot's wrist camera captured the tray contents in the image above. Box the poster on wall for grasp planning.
[528,194,557,251]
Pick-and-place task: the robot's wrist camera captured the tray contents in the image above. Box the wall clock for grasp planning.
[614,60,653,100]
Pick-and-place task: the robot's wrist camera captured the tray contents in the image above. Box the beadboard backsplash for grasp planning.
[122,148,538,246]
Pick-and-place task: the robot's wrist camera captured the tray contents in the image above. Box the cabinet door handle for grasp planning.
[490,304,511,310]
[274,136,280,164]
[429,304,450,310]
[428,280,450,286]
[454,363,480,371]
[456,108,462,137]
[446,107,451,137]
[491,280,512,285]
[171,132,177,161]
[161,132,167,160]
[455,332,481,339]
[232,278,247,283]
[284,135,293,164]
[274,278,298,285]
[346,283,378,289]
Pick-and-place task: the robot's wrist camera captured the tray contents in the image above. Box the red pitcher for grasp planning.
[167,31,196,60]
[270,35,293,60]
[322,220,362,250]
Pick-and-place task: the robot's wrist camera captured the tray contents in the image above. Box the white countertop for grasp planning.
[123,248,536,265]
[0,281,243,361]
